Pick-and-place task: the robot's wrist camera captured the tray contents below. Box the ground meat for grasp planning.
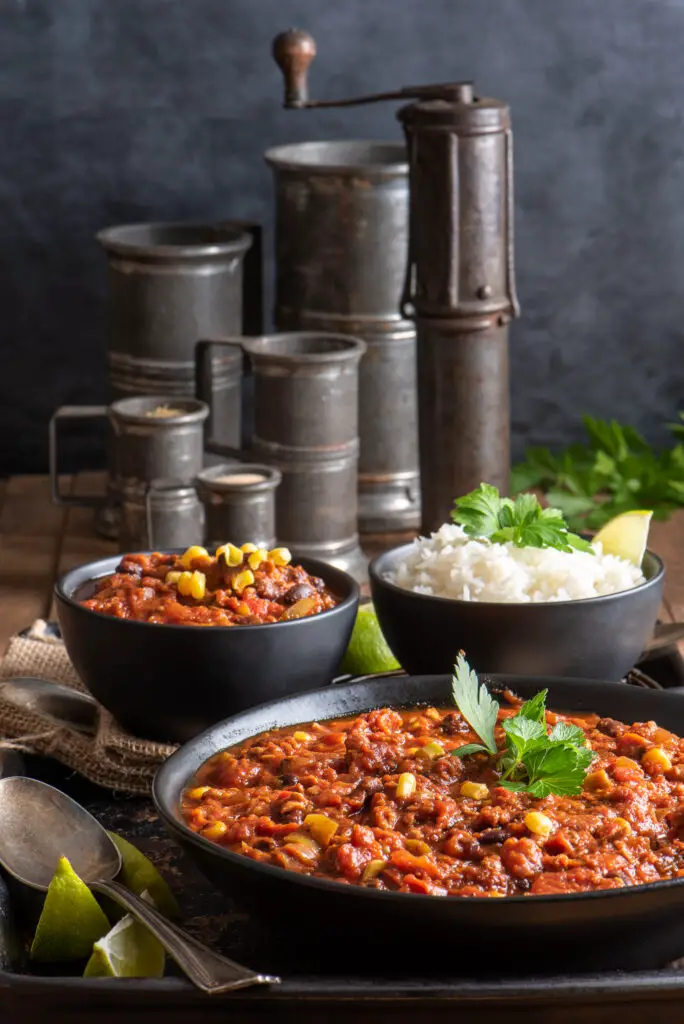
[182,703,684,898]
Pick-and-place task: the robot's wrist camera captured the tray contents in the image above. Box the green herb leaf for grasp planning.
[450,743,490,758]
[450,652,498,755]
[522,743,595,797]
[517,690,548,724]
[548,721,587,746]
[451,483,594,554]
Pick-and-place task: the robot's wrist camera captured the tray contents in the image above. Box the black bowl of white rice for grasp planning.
[369,524,664,681]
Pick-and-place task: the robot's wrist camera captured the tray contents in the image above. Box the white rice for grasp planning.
[387,524,646,604]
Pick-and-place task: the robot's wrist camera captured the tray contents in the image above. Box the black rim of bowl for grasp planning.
[55,551,359,634]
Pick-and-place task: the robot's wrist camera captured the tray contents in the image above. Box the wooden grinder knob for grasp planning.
[272,30,317,107]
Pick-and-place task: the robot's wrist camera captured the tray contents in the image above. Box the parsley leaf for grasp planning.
[450,652,498,756]
[451,483,594,554]
[511,412,684,532]
[449,656,595,796]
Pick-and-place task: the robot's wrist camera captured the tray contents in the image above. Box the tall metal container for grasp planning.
[97,222,255,449]
[265,142,419,534]
[271,32,519,536]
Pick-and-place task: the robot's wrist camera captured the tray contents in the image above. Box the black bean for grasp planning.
[283,583,315,605]
[477,828,507,845]
[597,718,623,738]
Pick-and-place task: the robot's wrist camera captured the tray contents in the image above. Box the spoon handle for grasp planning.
[90,879,280,994]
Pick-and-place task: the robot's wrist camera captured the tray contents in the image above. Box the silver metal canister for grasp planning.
[120,481,205,552]
[97,223,255,451]
[196,332,367,582]
[196,463,281,550]
[49,397,209,551]
[265,141,419,534]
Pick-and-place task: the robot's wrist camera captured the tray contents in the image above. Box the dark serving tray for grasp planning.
[3,644,684,1022]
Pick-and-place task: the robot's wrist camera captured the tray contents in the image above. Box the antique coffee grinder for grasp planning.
[272,31,519,534]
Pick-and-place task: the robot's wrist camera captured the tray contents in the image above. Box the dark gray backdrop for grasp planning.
[1,0,682,475]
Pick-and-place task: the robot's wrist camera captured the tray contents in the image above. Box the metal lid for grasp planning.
[398,96,510,133]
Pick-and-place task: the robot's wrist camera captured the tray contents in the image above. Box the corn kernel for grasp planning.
[303,813,338,847]
[179,545,209,568]
[614,756,640,771]
[237,602,250,616]
[396,772,416,799]
[524,811,554,837]
[268,547,291,566]
[361,859,386,882]
[406,747,419,756]
[416,741,446,760]
[293,731,311,742]
[460,781,489,800]
[585,769,612,791]
[405,839,431,856]
[216,543,243,567]
[642,747,672,771]
[187,786,210,800]
[201,821,227,841]
[177,570,206,600]
[165,570,182,585]
[614,817,632,834]
[240,543,257,554]
[232,569,255,593]
[248,548,269,571]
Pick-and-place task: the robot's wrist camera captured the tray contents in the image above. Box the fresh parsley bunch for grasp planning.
[510,414,684,532]
[450,653,595,797]
[451,482,593,554]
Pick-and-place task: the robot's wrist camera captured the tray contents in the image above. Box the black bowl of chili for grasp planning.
[55,552,358,743]
[155,672,684,976]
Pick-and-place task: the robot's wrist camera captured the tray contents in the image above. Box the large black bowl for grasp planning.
[369,545,664,680]
[155,674,684,975]
[55,553,358,744]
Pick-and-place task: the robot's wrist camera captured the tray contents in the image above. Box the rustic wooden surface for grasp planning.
[0,472,682,653]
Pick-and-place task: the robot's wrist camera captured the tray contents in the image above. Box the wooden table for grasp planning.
[0,472,683,654]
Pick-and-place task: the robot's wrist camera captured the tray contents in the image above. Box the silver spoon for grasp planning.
[0,777,279,994]
[0,678,99,734]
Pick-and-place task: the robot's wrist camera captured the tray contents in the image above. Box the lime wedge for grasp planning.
[107,832,179,919]
[592,510,653,566]
[84,909,165,979]
[340,603,400,676]
[30,856,110,962]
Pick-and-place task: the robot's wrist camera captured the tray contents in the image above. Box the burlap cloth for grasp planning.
[0,621,176,794]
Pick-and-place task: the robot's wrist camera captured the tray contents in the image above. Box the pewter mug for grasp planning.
[196,463,281,550]
[265,141,420,533]
[196,332,367,580]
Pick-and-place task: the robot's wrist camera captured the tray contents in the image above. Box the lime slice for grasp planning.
[107,832,179,919]
[592,510,653,566]
[340,603,400,676]
[30,856,110,962]
[84,909,165,978]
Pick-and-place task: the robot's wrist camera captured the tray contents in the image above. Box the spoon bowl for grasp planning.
[0,777,120,889]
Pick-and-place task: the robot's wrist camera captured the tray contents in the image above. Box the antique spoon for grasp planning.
[0,777,279,993]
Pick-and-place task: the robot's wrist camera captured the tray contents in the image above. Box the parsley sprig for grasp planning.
[511,413,684,532]
[450,653,595,797]
[451,483,594,554]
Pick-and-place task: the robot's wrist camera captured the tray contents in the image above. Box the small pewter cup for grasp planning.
[196,464,281,550]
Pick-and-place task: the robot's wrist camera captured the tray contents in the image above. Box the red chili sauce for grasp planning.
[181,696,684,897]
[79,547,338,626]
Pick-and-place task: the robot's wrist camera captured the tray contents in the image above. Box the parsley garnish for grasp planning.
[450,653,595,796]
[451,482,594,554]
[511,413,684,532]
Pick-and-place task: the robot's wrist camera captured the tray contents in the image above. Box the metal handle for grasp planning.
[49,406,109,507]
[90,878,279,994]
[195,338,249,460]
